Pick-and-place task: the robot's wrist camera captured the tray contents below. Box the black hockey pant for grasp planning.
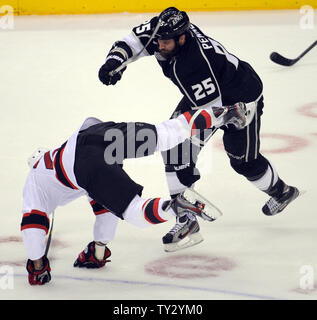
[74,121,157,217]
[162,96,271,195]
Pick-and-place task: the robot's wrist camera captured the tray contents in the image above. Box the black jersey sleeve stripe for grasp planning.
[54,142,78,190]
[143,198,167,224]
[183,110,212,131]
[90,200,110,215]
[21,210,49,234]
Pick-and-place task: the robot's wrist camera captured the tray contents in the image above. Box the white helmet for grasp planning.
[27,147,49,168]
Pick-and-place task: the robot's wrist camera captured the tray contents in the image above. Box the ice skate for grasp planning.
[162,213,203,252]
[262,185,301,216]
[162,188,222,252]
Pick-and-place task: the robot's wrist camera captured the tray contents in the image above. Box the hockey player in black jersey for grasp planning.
[98,7,300,252]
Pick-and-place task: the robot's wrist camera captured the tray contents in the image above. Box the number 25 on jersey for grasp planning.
[191,77,216,101]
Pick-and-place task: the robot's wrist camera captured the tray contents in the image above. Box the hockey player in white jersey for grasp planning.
[21,103,247,285]
[98,7,300,252]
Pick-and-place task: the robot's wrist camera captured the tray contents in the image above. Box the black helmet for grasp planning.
[157,7,190,40]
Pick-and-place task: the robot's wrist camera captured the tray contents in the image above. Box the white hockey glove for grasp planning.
[214,102,247,130]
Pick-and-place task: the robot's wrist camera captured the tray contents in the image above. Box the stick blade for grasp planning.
[270,52,296,66]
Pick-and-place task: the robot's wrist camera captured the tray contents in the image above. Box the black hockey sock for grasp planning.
[265,177,286,199]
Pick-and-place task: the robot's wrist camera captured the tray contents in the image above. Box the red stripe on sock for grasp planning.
[183,111,192,123]
[22,210,48,218]
[21,224,48,233]
[200,110,212,129]
[153,198,167,223]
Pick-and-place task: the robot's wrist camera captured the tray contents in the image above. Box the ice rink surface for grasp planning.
[0,9,317,301]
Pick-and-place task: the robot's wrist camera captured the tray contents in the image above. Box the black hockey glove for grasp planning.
[98,56,126,86]
[98,41,132,86]
[26,255,51,286]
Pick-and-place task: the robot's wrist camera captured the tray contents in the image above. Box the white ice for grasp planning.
[0,10,317,300]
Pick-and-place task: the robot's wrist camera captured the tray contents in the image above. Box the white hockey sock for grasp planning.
[250,161,279,192]
[165,171,187,197]
[122,195,175,228]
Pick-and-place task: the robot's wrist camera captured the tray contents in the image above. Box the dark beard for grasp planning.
[159,42,180,59]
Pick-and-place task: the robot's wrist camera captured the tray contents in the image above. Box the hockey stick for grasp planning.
[109,15,163,76]
[44,211,55,256]
[270,40,317,66]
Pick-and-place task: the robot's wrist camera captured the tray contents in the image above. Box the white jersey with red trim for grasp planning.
[21,117,102,260]
[21,111,223,260]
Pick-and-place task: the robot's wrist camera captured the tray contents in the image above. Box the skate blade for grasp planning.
[164,232,204,252]
[183,188,223,222]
